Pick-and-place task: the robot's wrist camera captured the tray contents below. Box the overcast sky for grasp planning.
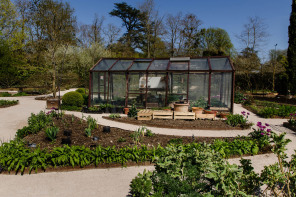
[70,0,291,60]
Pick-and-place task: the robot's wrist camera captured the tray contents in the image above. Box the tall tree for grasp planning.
[199,28,233,56]
[30,0,76,97]
[287,0,296,94]
[236,16,268,54]
[103,23,121,47]
[165,12,183,57]
[109,2,144,51]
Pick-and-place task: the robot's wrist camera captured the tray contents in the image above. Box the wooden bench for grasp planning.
[195,114,215,120]
[174,112,195,120]
[137,109,153,120]
[153,110,173,120]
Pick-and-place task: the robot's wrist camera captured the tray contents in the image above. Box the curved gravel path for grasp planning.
[0,91,295,196]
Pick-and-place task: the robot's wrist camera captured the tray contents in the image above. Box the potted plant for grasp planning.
[162,106,172,111]
[124,107,129,114]
[219,112,230,119]
[190,97,207,114]
[204,109,218,116]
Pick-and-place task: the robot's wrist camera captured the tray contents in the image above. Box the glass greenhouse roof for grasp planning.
[91,57,234,72]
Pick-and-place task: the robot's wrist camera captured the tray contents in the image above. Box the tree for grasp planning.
[236,16,268,54]
[287,0,296,94]
[30,0,76,97]
[103,23,121,47]
[199,28,233,56]
[181,14,202,56]
[165,12,183,57]
[109,2,144,51]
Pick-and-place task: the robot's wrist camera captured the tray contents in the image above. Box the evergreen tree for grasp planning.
[287,0,296,94]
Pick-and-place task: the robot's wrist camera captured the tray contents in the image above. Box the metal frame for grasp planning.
[89,57,235,111]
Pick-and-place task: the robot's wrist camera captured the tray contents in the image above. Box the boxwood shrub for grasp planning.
[62,91,84,107]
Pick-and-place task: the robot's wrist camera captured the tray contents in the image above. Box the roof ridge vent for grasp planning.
[170,57,190,61]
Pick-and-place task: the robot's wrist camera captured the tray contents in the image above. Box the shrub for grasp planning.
[109,114,120,119]
[62,91,84,107]
[248,122,273,148]
[234,91,246,104]
[226,112,250,128]
[288,113,296,126]
[0,92,12,97]
[258,107,278,118]
[130,170,152,197]
[76,88,89,105]
[60,104,82,111]
[128,104,138,118]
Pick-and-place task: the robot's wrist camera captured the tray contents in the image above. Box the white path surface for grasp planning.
[0,92,295,196]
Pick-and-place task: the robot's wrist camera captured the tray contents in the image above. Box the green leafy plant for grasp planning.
[225,112,251,128]
[84,127,92,137]
[86,116,97,130]
[117,137,126,143]
[130,169,152,197]
[109,114,120,119]
[88,106,99,112]
[128,104,138,118]
[288,113,296,127]
[16,111,53,139]
[190,97,207,108]
[131,126,147,144]
[45,126,59,141]
[144,129,154,137]
[234,91,246,104]
[0,99,18,107]
[168,138,183,145]
[248,122,273,148]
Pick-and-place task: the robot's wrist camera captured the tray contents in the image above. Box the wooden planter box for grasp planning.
[195,114,215,120]
[153,110,173,120]
[137,110,153,120]
[46,98,60,109]
[174,112,195,120]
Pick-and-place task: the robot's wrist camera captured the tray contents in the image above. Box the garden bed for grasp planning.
[23,115,239,150]
[0,100,19,108]
[103,116,249,130]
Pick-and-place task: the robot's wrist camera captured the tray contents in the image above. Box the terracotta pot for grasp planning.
[192,107,203,114]
[124,108,129,115]
[163,108,171,111]
[219,112,230,119]
[174,103,189,112]
[204,110,217,116]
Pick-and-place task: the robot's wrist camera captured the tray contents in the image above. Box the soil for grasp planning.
[103,116,248,130]
[23,115,241,150]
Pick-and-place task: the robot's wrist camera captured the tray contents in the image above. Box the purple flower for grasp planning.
[267,133,270,136]
[262,126,266,129]
[267,129,271,132]
[265,123,270,126]
[257,122,262,126]
[260,128,264,131]
[290,113,294,116]
[261,133,265,135]
[247,112,250,115]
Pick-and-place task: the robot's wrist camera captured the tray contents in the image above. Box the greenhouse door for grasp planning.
[146,73,166,108]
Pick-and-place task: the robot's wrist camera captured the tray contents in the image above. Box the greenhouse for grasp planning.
[89,57,235,112]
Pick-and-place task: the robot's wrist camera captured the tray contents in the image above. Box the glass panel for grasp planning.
[210,73,232,109]
[108,73,126,106]
[128,73,146,93]
[129,62,150,71]
[146,73,166,108]
[167,94,186,104]
[168,73,188,94]
[110,60,133,71]
[93,59,117,71]
[128,94,145,108]
[92,72,99,93]
[210,58,232,70]
[169,62,188,70]
[188,73,209,108]
[190,59,209,70]
[91,93,107,105]
[148,59,169,70]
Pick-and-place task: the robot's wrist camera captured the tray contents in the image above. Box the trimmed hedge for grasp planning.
[62,91,84,107]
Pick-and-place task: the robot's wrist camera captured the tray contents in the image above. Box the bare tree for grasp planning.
[103,23,121,47]
[181,13,202,56]
[165,12,183,57]
[89,14,104,44]
[236,16,269,53]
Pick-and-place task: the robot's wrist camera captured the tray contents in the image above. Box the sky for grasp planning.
[69,0,292,61]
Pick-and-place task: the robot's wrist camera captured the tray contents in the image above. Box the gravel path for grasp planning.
[0,92,295,196]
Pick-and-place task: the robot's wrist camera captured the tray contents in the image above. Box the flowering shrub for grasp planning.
[288,113,296,127]
[225,111,252,128]
[248,122,273,148]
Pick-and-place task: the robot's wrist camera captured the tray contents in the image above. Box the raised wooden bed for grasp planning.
[174,112,195,120]
[153,110,173,120]
[137,109,153,120]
